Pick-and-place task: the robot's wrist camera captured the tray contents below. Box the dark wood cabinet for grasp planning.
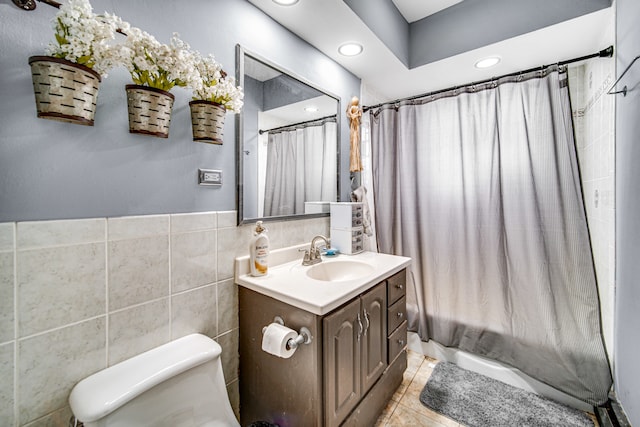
[324,283,387,427]
[239,268,408,427]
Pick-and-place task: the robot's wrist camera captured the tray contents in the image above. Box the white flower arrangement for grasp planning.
[45,0,122,76]
[189,52,244,113]
[117,29,198,92]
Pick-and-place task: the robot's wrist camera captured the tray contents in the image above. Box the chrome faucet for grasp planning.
[301,235,329,266]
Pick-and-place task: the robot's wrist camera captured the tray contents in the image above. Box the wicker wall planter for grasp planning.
[28,56,101,126]
[125,84,175,138]
[189,100,226,144]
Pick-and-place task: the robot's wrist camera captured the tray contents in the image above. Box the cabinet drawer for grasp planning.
[388,321,407,363]
[387,296,406,334]
[386,270,406,305]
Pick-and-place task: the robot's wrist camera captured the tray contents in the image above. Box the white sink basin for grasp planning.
[306,260,375,282]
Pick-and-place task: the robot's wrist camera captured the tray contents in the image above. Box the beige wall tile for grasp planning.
[22,406,73,427]
[171,284,217,340]
[171,230,217,293]
[108,299,170,365]
[108,236,169,311]
[18,243,106,337]
[107,215,169,241]
[0,252,14,343]
[18,318,106,425]
[227,379,240,421]
[0,342,14,427]
[217,226,253,280]
[216,329,239,384]
[170,212,217,233]
[17,219,105,250]
[0,223,14,252]
[217,211,237,229]
[217,279,238,334]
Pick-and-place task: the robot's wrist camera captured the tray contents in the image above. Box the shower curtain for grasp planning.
[263,120,337,216]
[369,65,612,405]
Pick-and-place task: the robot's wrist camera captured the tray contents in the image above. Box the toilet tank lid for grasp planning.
[69,334,222,423]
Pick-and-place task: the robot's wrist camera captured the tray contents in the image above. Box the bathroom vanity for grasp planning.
[235,247,410,427]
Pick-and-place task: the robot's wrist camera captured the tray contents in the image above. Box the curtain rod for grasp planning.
[363,45,614,113]
[259,114,337,135]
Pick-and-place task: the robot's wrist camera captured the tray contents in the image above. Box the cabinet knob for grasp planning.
[397,312,404,319]
[398,339,405,346]
[395,284,404,290]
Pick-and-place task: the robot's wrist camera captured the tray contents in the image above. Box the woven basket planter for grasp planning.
[125,84,175,138]
[28,56,101,126]
[189,100,226,144]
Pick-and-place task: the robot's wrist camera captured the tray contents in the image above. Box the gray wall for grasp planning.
[614,0,640,423]
[0,0,359,223]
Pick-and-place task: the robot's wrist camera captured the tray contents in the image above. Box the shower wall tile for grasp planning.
[171,230,217,293]
[107,215,169,241]
[17,243,106,337]
[108,235,170,311]
[170,212,217,233]
[0,342,14,427]
[218,278,238,333]
[0,252,14,344]
[570,56,615,363]
[18,318,106,425]
[108,298,170,365]
[171,284,217,339]
[16,219,105,249]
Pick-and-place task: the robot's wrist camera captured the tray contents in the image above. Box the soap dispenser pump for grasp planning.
[249,221,269,277]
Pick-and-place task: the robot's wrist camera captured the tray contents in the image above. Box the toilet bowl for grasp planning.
[69,333,240,427]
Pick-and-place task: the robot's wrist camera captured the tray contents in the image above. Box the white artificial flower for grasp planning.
[187,51,244,113]
[45,0,121,76]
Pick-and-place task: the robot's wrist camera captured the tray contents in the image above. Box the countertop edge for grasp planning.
[236,254,411,316]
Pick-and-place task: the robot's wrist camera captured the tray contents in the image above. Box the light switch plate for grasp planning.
[198,169,222,186]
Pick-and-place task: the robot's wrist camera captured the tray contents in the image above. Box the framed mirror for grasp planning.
[236,45,341,225]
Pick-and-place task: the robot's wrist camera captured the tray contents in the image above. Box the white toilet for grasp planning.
[69,333,240,427]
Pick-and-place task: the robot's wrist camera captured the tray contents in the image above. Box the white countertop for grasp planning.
[235,246,411,315]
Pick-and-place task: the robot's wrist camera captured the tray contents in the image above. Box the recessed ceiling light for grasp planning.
[304,106,318,113]
[475,56,501,69]
[272,0,299,5]
[338,42,363,57]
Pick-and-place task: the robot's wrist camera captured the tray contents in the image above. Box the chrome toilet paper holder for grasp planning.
[262,316,313,350]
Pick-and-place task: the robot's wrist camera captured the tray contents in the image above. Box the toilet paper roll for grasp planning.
[261,323,298,358]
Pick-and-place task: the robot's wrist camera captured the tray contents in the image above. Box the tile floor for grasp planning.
[375,350,600,427]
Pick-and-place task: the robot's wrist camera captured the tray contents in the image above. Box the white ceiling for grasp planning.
[391,0,463,23]
[248,0,614,104]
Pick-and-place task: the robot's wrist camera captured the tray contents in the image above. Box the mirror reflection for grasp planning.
[237,46,340,224]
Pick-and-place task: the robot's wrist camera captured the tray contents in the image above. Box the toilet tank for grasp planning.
[69,334,239,427]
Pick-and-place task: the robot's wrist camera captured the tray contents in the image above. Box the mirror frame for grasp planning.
[236,44,342,225]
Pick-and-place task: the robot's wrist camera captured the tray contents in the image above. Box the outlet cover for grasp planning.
[198,169,222,186]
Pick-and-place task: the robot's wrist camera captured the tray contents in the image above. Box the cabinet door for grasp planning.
[360,282,387,394]
[323,297,362,427]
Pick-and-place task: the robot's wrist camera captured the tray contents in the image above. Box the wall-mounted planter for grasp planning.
[28,56,101,126]
[125,84,174,138]
[189,100,226,144]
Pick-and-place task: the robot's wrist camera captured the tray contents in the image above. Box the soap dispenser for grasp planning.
[249,221,269,277]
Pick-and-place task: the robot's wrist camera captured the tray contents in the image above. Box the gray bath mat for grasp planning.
[420,362,594,427]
